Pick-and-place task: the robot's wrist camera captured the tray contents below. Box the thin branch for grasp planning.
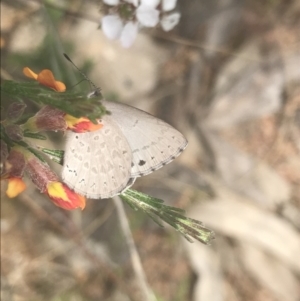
[19,194,139,301]
[113,196,157,301]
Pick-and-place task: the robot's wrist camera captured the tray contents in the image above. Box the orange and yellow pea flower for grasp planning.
[25,154,86,210]
[2,68,88,208]
[23,67,66,92]
[46,181,86,210]
[1,147,27,198]
[23,67,102,133]
[6,177,26,198]
[64,114,103,133]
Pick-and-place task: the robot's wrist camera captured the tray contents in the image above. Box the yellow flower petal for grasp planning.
[47,181,68,200]
[65,114,103,133]
[6,177,26,198]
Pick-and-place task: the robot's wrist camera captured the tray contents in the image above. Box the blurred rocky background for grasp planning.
[1,0,300,300]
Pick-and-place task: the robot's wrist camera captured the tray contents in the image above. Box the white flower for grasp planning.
[136,4,160,27]
[140,0,160,7]
[102,15,123,39]
[101,0,180,47]
[120,22,139,48]
[162,0,177,11]
[160,12,180,31]
[103,0,120,5]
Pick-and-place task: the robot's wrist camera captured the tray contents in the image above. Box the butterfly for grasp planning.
[62,100,187,199]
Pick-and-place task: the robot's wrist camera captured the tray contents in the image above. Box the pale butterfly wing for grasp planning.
[63,100,187,199]
[62,115,132,199]
[102,100,188,177]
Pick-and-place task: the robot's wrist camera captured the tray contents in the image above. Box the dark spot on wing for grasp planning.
[138,160,146,166]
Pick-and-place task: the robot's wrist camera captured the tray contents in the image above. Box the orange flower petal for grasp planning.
[53,81,66,92]
[23,67,66,92]
[6,177,26,198]
[37,70,66,92]
[23,67,38,80]
[65,114,103,133]
[47,181,86,210]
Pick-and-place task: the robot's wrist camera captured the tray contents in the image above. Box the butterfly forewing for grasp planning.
[62,115,132,199]
[103,100,188,177]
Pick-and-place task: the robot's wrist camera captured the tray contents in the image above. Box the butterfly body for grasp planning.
[62,100,188,199]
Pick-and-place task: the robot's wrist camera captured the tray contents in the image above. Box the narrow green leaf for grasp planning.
[121,189,215,245]
[122,197,139,211]
[27,147,47,163]
[146,212,165,228]
[23,131,47,140]
[1,81,106,123]
[37,147,64,164]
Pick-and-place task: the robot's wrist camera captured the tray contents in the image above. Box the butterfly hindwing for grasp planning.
[62,115,132,199]
[62,100,187,199]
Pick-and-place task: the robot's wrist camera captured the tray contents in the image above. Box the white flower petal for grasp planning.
[162,0,177,11]
[120,22,138,48]
[102,15,123,40]
[140,0,160,8]
[103,0,120,5]
[136,5,159,27]
[160,12,180,31]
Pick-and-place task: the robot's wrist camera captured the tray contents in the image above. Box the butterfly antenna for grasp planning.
[63,53,101,96]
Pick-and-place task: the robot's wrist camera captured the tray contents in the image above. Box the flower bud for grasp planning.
[2,147,27,198]
[5,124,23,141]
[6,102,27,121]
[2,147,27,178]
[22,106,67,133]
[26,156,59,193]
